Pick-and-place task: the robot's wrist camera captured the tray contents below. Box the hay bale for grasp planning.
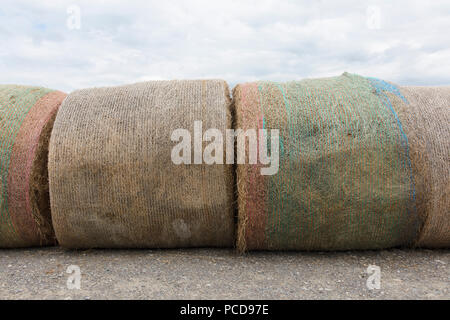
[389,86,450,248]
[49,80,235,248]
[0,85,66,248]
[235,73,423,251]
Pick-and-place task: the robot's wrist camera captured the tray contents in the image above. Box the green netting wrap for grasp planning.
[0,85,65,247]
[235,73,421,251]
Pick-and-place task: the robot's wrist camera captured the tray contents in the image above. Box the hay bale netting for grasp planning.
[389,86,449,248]
[235,73,426,251]
[0,85,66,248]
[49,80,235,248]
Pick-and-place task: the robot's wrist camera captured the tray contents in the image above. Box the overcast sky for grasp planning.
[1,0,449,92]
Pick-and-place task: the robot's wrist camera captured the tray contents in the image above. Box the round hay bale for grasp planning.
[49,80,235,248]
[235,73,423,251]
[389,86,450,248]
[0,85,66,248]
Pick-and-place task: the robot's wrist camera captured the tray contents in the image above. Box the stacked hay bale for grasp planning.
[0,85,66,247]
[388,85,450,248]
[49,80,235,248]
[234,73,433,251]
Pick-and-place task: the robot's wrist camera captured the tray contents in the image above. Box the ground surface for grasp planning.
[0,247,448,300]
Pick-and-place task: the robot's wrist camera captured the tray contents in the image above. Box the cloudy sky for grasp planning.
[1,0,449,92]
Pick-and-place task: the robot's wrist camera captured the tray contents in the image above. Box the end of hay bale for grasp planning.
[29,110,59,245]
[391,86,450,248]
[0,87,66,248]
[236,212,248,253]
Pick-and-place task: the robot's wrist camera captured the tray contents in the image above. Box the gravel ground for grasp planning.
[0,247,448,300]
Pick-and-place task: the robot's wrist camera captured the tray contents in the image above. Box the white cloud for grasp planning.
[0,0,449,92]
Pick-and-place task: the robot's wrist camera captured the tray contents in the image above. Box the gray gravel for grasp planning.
[0,247,448,300]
